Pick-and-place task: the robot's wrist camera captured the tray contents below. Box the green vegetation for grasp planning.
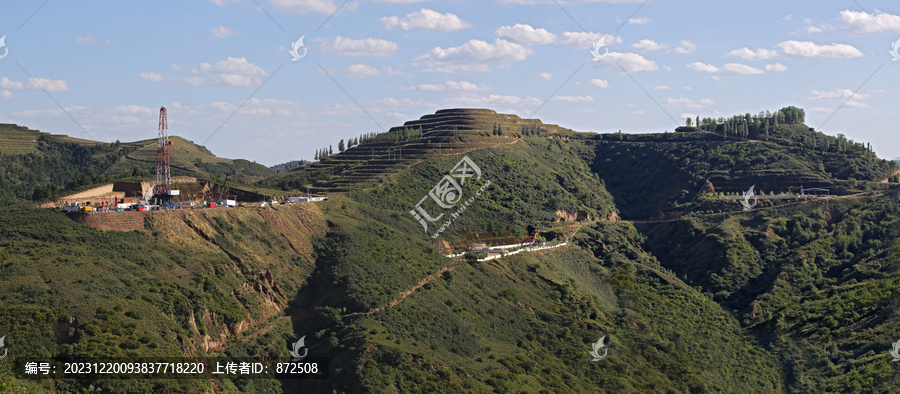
[3,107,900,392]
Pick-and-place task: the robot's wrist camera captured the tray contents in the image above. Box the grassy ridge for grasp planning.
[640,193,900,392]
[0,204,326,392]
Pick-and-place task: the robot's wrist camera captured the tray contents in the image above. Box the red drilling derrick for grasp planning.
[154,107,171,195]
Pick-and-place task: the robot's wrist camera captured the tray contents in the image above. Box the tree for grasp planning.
[338,139,345,152]
[329,146,333,155]
[696,116,700,130]
[685,117,693,127]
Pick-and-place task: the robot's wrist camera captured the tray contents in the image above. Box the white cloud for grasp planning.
[445,80,484,91]
[269,0,355,15]
[338,64,381,78]
[115,105,153,116]
[169,57,269,86]
[589,78,609,88]
[209,0,239,5]
[320,36,399,57]
[497,0,645,4]
[630,39,665,52]
[1,77,69,92]
[775,40,863,58]
[557,32,619,49]
[726,47,777,60]
[810,107,831,113]
[628,17,651,24]
[415,80,486,91]
[210,26,235,38]
[632,110,645,115]
[381,9,471,32]
[0,90,13,100]
[686,62,764,75]
[765,63,788,72]
[806,25,824,35]
[553,95,594,102]
[414,38,532,73]
[593,52,658,73]
[539,72,552,80]
[838,10,900,34]
[722,63,764,75]
[809,88,870,108]
[809,89,870,100]
[686,62,720,74]
[496,24,556,46]
[653,85,671,90]
[671,40,696,54]
[666,97,714,109]
[140,72,164,82]
[76,36,96,44]
[443,94,541,108]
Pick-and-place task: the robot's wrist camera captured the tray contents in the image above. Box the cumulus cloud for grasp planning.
[140,72,164,82]
[210,26,236,38]
[686,62,764,75]
[592,52,658,73]
[775,40,863,58]
[628,17,651,24]
[76,36,96,44]
[666,97,714,109]
[413,38,533,73]
[726,47,777,60]
[589,79,610,88]
[671,40,696,54]
[838,9,900,34]
[115,105,153,116]
[1,77,69,92]
[414,80,486,91]
[496,24,556,46]
[336,64,381,78]
[553,95,594,102]
[167,57,269,86]
[269,0,356,15]
[381,9,471,31]
[0,90,13,100]
[630,39,665,52]
[765,63,788,72]
[539,72,552,80]
[319,36,399,57]
[808,88,870,109]
[653,85,671,90]
[557,32,620,49]
[442,94,541,108]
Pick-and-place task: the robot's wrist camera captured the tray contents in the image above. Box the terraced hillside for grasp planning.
[589,126,895,219]
[257,108,587,193]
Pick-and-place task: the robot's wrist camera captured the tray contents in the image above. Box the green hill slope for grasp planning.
[3,107,900,392]
[0,125,274,206]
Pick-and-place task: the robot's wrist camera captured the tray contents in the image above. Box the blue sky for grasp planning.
[1,0,899,165]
